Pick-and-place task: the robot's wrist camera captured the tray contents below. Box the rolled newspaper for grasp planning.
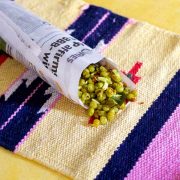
[0,0,135,108]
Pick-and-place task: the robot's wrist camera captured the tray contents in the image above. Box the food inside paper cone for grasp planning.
[78,61,137,127]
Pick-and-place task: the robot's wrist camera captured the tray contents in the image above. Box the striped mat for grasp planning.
[0,0,179,179]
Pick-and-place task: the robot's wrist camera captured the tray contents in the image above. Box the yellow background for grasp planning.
[0,0,179,179]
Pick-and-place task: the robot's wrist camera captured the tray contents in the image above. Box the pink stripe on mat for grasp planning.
[0,82,44,130]
[126,105,180,180]
[81,12,110,42]
[14,94,61,152]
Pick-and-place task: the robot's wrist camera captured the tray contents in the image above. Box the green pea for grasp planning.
[100,66,107,72]
[107,110,115,121]
[111,74,121,83]
[78,91,82,98]
[97,82,104,88]
[112,82,118,88]
[123,87,130,95]
[100,116,108,125]
[84,73,90,79]
[83,68,89,75]
[87,83,95,92]
[127,93,136,101]
[98,110,106,116]
[111,69,121,82]
[95,66,100,72]
[111,106,119,113]
[131,90,137,97]
[97,104,103,110]
[91,119,100,127]
[97,92,106,102]
[81,88,87,93]
[87,107,94,116]
[88,78,94,84]
[88,64,95,72]
[105,87,115,98]
[89,99,99,109]
[102,105,110,112]
[100,71,109,77]
[119,102,126,110]
[116,85,124,93]
[82,92,90,101]
[79,79,86,86]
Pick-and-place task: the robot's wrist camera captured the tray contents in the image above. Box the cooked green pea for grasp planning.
[87,107,94,116]
[89,99,99,109]
[97,82,104,88]
[88,64,95,72]
[127,93,135,101]
[82,92,90,101]
[98,110,106,116]
[119,102,126,110]
[100,71,109,77]
[111,106,119,113]
[91,119,100,127]
[100,66,107,72]
[97,104,102,110]
[78,91,82,98]
[83,68,89,75]
[81,88,87,93]
[123,87,130,95]
[100,116,108,125]
[111,74,121,83]
[131,90,137,96]
[88,78,94,84]
[107,110,115,121]
[87,83,95,92]
[97,92,106,102]
[105,87,115,97]
[116,85,124,93]
[79,79,86,86]
[103,105,110,112]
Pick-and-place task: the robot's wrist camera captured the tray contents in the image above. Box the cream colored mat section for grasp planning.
[17,0,87,30]
[0,59,26,95]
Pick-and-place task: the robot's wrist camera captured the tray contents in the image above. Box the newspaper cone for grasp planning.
[0,0,135,108]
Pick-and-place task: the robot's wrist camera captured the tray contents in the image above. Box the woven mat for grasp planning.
[0,0,179,179]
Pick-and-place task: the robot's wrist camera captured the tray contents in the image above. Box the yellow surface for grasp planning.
[0,0,179,180]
